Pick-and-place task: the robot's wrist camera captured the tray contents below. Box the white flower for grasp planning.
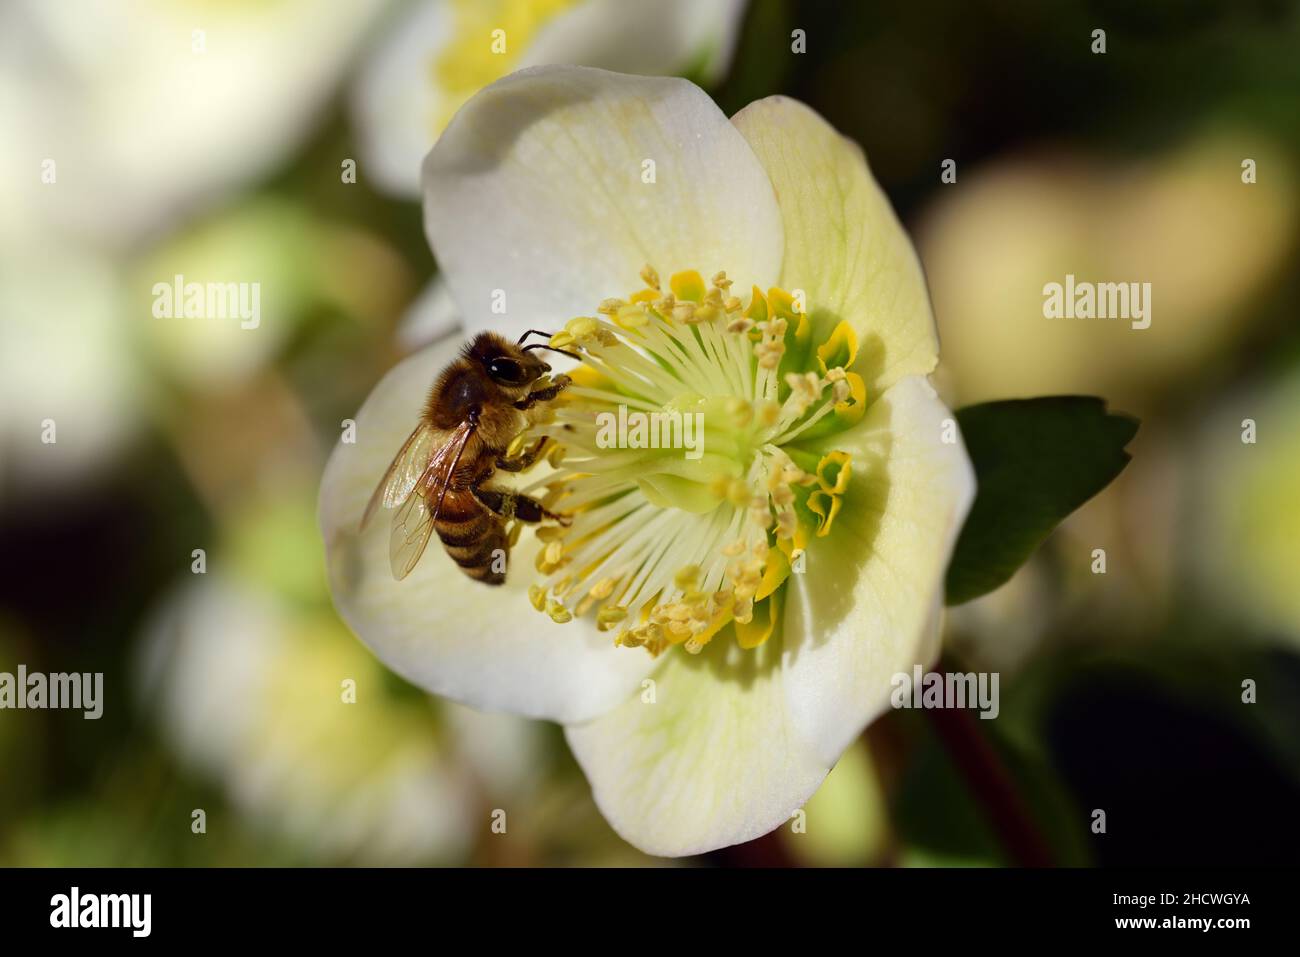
[0,240,138,498]
[352,0,748,198]
[321,66,975,856]
[0,0,387,246]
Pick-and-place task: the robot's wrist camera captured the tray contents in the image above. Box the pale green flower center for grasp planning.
[518,267,867,657]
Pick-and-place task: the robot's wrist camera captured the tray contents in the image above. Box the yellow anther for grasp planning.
[615,304,649,329]
[672,303,696,324]
[692,304,720,324]
[598,297,625,315]
[722,540,746,557]
[597,605,628,630]
[588,577,617,599]
[756,340,785,369]
[711,271,733,292]
[549,331,576,351]
[546,599,573,624]
[727,316,754,335]
[785,371,819,400]
[640,264,661,290]
[665,621,692,641]
[566,315,599,342]
[759,401,781,426]
[528,584,547,611]
[724,296,742,313]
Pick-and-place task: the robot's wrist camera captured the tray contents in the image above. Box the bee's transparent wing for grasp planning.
[389,490,434,581]
[361,421,437,531]
[388,419,476,580]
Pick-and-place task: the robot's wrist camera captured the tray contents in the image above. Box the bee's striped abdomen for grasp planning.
[435,488,507,585]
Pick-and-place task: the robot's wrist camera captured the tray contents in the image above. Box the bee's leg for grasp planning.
[496,436,549,472]
[472,486,571,526]
[514,374,571,410]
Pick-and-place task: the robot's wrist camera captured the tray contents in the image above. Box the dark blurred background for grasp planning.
[1,0,1297,866]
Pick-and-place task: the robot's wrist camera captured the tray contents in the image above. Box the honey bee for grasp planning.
[361,330,576,583]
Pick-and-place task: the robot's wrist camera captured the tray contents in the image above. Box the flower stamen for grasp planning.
[521,265,859,656]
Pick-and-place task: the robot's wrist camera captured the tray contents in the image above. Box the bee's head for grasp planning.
[466,332,550,394]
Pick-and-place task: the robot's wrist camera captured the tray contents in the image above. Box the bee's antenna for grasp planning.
[517,329,554,345]
[523,343,581,361]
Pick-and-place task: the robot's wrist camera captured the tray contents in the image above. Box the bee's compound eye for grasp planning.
[488,357,526,385]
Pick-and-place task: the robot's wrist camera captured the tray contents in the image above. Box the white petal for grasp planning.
[565,634,828,857]
[319,338,658,723]
[351,0,455,198]
[782,376,976,766]
[396,276,461,352]
[422,65,783,338]
[731,96,940,394]
[523,0,749,83]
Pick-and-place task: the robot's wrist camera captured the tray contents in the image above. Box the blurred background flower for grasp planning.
[0,0,389,247]
[920,131,1297,414]
[353,0,748,197]
[0,241,140,498]
[2,0,1299,867]
[355,0,750,347]
[1192,370,1300,648]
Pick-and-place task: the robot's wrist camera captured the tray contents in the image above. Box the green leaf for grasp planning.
[945,397,1138,605]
